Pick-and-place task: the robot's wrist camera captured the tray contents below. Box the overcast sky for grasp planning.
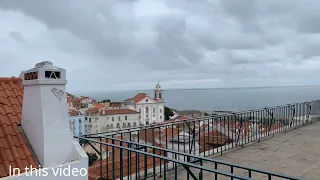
[0,0,320,92]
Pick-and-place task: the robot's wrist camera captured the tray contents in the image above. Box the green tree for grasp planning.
[87,152,98,166]
[164,106,174,120]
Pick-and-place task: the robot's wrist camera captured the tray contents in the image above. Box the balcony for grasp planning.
[76,100,320,180]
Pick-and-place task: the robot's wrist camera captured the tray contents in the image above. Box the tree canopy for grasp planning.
[164,106,174,120]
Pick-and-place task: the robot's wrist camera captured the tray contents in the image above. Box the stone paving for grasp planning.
[164,120,320,180]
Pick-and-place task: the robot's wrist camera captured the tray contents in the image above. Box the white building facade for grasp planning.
[85,109,140,134]
[123,82,165,125]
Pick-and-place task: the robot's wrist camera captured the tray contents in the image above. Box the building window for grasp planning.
[125,116,127,120]
[153,108,155,113]
[123,123,126,126]
[146,99,148,102]
[160,109,162,113]
[107,117,109,120]
[139,109,141,113]
[128,123,131,126]
[133,122,136,127]
[112,117,114,121]
[85,125,87,127]
[118,116,121,121]
[96,130,98,133]
[89,118,91,123]
[159,93,162,99]
[146,107,149,113]
[146,115,149,118]
[79,119,82,123]
[116,123,120,127]
[153,114,155,117]
[85,117,88,120]
[160,116,162,120]
[95,117,99,121]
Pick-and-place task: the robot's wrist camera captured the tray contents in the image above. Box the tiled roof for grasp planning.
[93,104,105,109]
[138,128,162,145]
[0,77,38,177]
[85,108,100,115]
[136,128,181,146]
[86,108,139,116]
[131,93,147,103]
[68,109,83,116]
[103,109,139,115]
[88,148,164,180]
[197,130,230,153]
[100,136,129,152]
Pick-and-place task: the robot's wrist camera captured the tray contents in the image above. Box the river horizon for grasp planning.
[73,85,320,112]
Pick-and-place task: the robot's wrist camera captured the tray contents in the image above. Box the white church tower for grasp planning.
[154,81,164,102]
[20,61,75,167]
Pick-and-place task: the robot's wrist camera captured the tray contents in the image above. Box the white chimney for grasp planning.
[21,61,74,167]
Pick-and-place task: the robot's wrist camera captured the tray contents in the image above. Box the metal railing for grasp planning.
[76,100,320,180]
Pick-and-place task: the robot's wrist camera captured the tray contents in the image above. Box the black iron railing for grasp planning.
[76,100,320,180]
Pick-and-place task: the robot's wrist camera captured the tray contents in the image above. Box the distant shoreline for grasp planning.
[73,84,320,93]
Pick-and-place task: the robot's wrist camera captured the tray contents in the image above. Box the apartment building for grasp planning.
[68,109,85,136]
[85,108,140,134]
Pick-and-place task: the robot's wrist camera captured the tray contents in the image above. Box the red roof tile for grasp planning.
[131,93,147,103]
[93,104,105,109]
[85,108,100,115]
[86,108,139,116]
[197,130,230,153]
[88,148,164,180]
[68,109,83,116]
[100,136,129,152]
[103,109,139,115]
[0,77,38,178]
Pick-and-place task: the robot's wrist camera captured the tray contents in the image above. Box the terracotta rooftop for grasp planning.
[197,130,230,153]
[93,104,105,109]
[100,136,129,152]
[86,108,139,116]
[88,148,164,180]
[85,108,100,115]
[130,93,147,103]
[0,77,38,178]
[68,109,83,116]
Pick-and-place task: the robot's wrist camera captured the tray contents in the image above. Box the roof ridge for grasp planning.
[0,77,21,82]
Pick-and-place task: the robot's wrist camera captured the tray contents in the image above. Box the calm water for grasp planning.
[75,86,320,111]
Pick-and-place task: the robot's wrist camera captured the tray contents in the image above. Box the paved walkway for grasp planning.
[164,121,320,180]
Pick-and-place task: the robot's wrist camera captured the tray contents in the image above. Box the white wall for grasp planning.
[86,113,140,134]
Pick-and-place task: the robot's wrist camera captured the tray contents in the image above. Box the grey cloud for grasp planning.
[1,0,320,91]
[9,31,25,43]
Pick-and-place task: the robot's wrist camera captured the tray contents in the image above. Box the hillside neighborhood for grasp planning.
[0,61,290,179]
